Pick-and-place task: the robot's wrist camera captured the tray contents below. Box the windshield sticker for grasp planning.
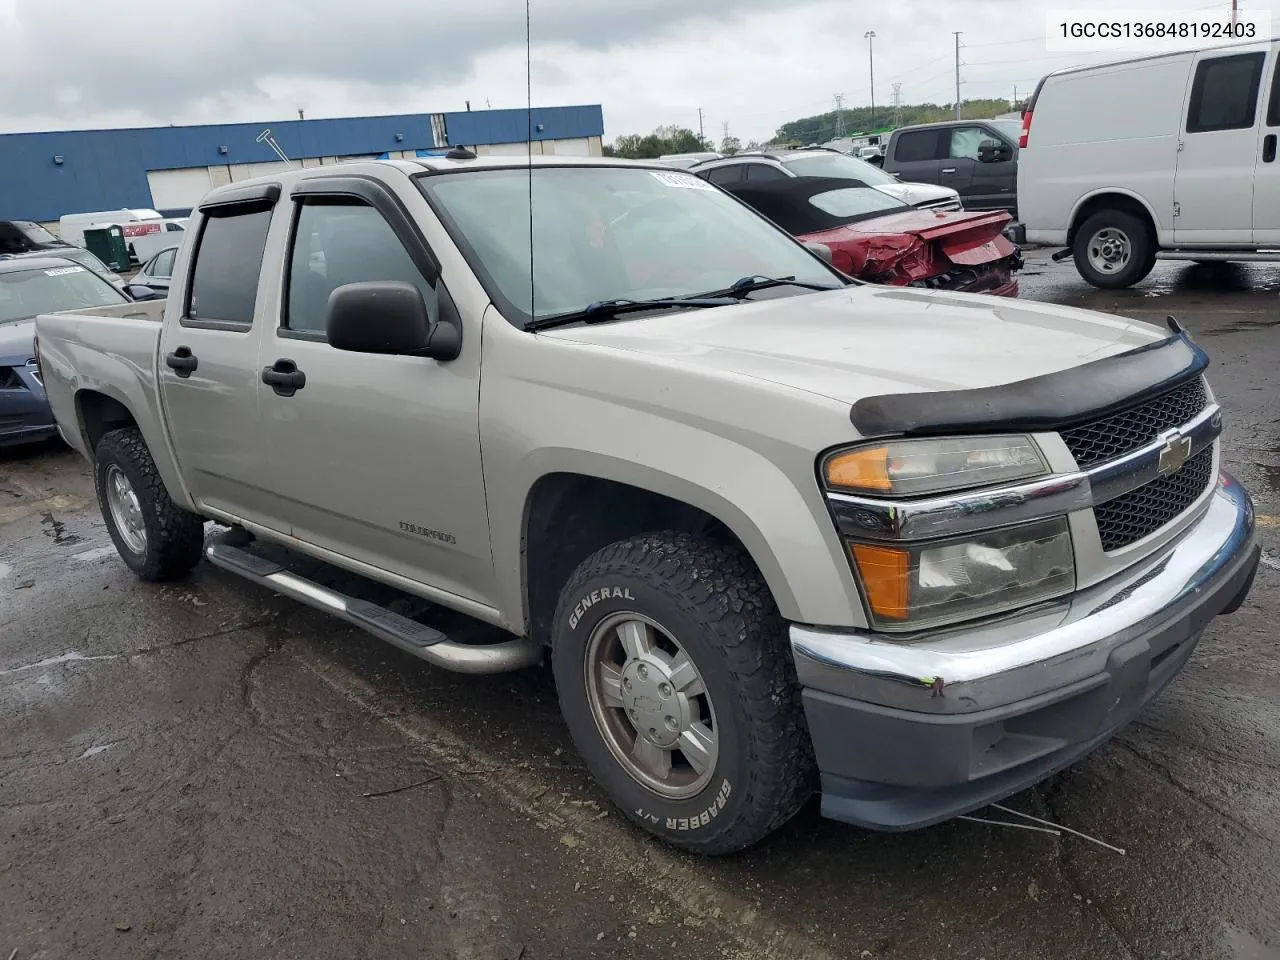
[44,266,86,276]
[648,171,715,190]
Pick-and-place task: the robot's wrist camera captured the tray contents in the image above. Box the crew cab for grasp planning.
[35,156,1260,855]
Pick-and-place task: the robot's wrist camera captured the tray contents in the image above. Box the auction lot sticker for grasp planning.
[1046,8,1272,51]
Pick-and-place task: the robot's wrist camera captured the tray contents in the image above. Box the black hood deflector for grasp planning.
[850,320,1210,438]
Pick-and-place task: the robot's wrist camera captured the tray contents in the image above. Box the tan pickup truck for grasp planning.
[34,156,1259,854]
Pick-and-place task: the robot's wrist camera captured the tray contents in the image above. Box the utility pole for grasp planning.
[892,83,903,128]
[833,93,845,138]
[865,31,877,133]
[722,121,730,148]
[698,108,705,145]
[953,32,963,120]
[1231,0,1238,28]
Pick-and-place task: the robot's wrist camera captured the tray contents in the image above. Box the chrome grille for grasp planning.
[1061,378,1209,468]
[1094,447,1215,551]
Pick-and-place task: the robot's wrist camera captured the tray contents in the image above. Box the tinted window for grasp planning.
[949,127,987,160]
[1187,53,1266,133]
[894,130,943,162]
[745,164,789,182]
[152,249,177,278]
[187,206,272,325]
[286,201,432,335]
[1269,60,1280,127]
[782,152,896,185]
[705,165,744,186]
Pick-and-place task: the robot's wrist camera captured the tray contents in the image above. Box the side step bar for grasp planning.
[1155,251,1280,262]
[206,544,543,675]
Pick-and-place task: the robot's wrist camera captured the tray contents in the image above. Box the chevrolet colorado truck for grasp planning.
[34,156,1260,855]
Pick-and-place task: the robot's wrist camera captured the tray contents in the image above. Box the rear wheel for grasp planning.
[551,531,816,855]
[1073,209,1156,289]
[95,427,204,582]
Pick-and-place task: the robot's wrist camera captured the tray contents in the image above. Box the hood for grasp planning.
[0,318,35,365]
[873,182,959,207]
[539,286,1164,408]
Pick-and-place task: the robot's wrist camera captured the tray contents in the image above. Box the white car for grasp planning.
[691,150,963,212]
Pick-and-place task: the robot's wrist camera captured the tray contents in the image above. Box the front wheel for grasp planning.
[551,531,816,855]
[95,427,205,582]
[1072,209,1156,289]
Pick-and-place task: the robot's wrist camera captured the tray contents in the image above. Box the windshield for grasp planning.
[58,247,117,279]
[17,221,59,245]
[417,166,840,325]
[781,152,896,186]
[0,264,127,324]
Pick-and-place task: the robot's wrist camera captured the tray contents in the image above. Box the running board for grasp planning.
[1155,251,1280,262]
[205,544,542,675]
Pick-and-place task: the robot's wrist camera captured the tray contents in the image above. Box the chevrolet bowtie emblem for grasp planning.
[1157,429,1192,476]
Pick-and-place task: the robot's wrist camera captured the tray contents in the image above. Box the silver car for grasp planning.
[132,244,179,293]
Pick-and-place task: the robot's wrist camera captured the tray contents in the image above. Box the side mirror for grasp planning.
[803,241,833,264]
[978,139,1013,163]
[124,283,160,301]
[326,280,460,360]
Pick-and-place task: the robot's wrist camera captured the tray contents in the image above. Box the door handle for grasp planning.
[941,167,957,175]
[165,346,198,378]
[261,358,307,397]
[1265,134,1277,163]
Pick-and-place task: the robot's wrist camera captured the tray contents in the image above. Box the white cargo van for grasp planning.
[58,208,163,248]
[1018,37,1279,288]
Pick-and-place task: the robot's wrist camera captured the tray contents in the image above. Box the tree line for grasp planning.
[606,99,1020,158]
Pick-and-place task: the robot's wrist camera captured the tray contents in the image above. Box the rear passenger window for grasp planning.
[186,205,272,326]
[894,130,942,163]
[152,249,176,278]
[285,200,433,336]
[1186,53,1267,133]
[745,164,789,182]
[705,165,744,186]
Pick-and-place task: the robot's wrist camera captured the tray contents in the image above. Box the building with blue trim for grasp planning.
[0,105,605,226]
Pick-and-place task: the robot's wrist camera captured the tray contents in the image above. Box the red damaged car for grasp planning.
[721,176,1022,296]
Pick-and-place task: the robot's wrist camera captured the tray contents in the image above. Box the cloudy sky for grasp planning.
[0,0,1253,145]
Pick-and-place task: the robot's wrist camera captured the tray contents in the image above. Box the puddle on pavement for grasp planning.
[1223,922,1280,960]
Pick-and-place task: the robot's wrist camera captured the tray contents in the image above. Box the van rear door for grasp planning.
[1174,48,1268,245]
[1255,42,1280,246]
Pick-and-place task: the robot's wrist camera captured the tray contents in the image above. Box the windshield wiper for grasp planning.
[713,275,845,299]
[526,296,737,332]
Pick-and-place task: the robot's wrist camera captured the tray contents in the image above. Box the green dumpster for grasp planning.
[83,226,130,272]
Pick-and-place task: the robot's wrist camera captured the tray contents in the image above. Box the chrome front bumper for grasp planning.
[790,472,1259,829]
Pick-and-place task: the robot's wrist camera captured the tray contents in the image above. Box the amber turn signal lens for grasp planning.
[850,544,910,621]
[825,447,891,492]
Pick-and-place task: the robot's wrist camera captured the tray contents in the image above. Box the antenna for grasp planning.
[256,128,295,167]
[526,0,534,321]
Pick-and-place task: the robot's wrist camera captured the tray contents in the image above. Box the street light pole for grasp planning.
[865,31,877,133]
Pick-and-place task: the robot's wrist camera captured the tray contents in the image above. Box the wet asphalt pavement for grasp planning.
[3,250,1280,960]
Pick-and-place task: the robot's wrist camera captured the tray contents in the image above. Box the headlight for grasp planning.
[850,518,1075,630]
[824,435,1047,497]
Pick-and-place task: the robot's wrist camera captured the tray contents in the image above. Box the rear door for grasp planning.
[256,175,495,607]
[1256,44,1280,245]
[156,185,287,530]
[1174,49,1268,244]
[887,128,946,187]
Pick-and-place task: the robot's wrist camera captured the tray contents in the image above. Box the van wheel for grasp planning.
[551,531,816,855]
[95,427,205,582]
[1073,210,1156,289]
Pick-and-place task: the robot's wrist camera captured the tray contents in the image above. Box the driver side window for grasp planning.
[285,200,433,336]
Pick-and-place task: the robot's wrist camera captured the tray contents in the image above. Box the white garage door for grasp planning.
[146,167,214,211]
[546,138,591,156]
[228,160,293,182]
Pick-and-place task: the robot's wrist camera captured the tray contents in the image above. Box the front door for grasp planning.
[156,195,286,531]
[1255,47,1280,245]
[257,179,495,607]
[1174,50,1268,245]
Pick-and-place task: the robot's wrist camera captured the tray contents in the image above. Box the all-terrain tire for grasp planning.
[1073,209,1156,290]
[551,531,816,855]
[94,427,204,582]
